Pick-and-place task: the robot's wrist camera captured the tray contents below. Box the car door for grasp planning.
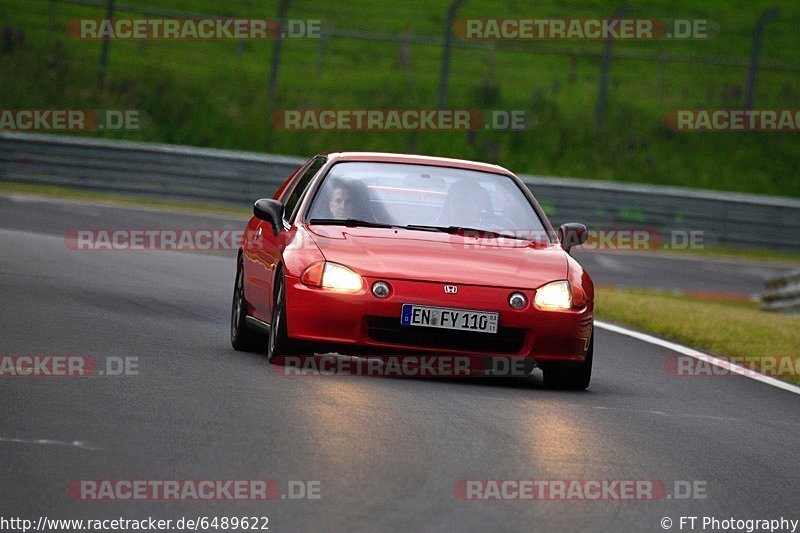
[244,158,312,320]
[249,156,327,323]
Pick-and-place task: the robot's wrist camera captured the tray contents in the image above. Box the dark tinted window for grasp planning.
[283,156,326,222]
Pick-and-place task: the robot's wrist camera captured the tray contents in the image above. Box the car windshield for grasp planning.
[306,162,549,241]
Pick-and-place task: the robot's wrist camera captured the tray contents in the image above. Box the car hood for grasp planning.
[305,225,567,289]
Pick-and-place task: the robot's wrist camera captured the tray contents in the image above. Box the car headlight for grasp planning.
[323,262,363,291]
[301,261,363,292]
[534,280,572,310]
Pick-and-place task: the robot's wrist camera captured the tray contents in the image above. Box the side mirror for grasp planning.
[559,223,588,252]
[253,198,284,236]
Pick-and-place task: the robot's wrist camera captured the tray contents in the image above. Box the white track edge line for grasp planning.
[594,320,800,396]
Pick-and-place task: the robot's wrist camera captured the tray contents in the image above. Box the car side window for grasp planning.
[282,156,326,223]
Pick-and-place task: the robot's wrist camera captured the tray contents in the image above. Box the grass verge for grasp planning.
[596,287,800,385]
[645,246,800,266]
[577,246,800,266]
[0,181,250,218]
[2,0,800,196]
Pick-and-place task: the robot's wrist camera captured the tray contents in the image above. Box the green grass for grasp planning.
[633,245,800,265]
[1,0,800,196]
[596,287,800,384]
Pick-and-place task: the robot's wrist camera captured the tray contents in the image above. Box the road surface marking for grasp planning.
[0,436,101,450]
[595,320,800,396]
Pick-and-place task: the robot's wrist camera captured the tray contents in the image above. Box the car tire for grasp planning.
[231,258,266,352]
[542,332,593,390]
[267,267,296,362]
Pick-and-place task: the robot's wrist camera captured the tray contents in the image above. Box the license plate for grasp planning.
[400,304,498,334]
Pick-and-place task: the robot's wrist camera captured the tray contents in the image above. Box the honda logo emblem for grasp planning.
[443,285,458,294]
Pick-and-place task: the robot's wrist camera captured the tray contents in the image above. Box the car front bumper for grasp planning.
[285,274,593,363]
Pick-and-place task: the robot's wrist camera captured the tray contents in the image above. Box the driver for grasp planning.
[326,178,373,221]
[329,184,354,219]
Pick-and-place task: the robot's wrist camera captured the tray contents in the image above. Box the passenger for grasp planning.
[438,179,493,227]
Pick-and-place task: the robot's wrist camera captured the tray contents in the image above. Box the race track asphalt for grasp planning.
[1,193,798,532]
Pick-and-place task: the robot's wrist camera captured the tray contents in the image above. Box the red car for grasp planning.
[231,152,594,389]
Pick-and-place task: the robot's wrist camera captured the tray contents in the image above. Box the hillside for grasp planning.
[2,0,799,195]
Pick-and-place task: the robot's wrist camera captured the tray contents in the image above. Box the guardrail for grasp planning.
[0,132,304,204]
[760,269,800,314]
[2,132,800,252]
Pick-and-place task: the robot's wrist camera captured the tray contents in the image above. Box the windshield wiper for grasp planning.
[308,220,531,240]
[307,218,396,228]
[402,224,449,233]
[405,224,529,240]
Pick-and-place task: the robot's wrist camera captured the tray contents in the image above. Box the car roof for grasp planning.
[317,152,514,176]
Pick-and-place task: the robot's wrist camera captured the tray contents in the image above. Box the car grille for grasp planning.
[366,317,526,354]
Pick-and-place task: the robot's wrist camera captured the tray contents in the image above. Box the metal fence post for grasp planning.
[315,26,326,75]
[437,0,465,110]
[568,53,578,85]
[398,28,411,71]
[595,5,628,129]
[47,0,57,45]
[97,0,115,87]
[655,54,666,99]
[486,41,496,79]
[267,0,289,107]
[745,7,779,110]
